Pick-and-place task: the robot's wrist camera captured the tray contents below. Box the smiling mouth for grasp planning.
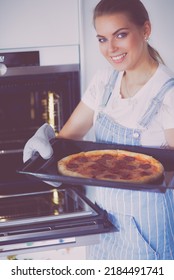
[111,53,127,62]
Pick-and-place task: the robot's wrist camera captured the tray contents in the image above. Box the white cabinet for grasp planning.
[0,0,79,65]
[0,0,79,48]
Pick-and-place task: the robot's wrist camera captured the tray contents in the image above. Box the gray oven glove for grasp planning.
[23,123,55,163]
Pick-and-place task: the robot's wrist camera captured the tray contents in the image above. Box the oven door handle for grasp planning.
[0,149,23,155]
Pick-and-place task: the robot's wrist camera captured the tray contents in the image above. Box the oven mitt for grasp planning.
[23,123,62,187]
[23,123,55,163]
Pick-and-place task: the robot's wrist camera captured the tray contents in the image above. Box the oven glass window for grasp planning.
[0,188,97,226]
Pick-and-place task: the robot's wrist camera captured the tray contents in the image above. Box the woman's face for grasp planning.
[94,13,151,72]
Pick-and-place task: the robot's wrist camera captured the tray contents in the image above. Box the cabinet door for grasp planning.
[0,0,79,49]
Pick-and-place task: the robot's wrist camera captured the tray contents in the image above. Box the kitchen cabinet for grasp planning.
[0,0,79,48]
[0,0,79,65]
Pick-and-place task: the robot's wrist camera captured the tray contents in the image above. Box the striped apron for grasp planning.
[86,71,174,260]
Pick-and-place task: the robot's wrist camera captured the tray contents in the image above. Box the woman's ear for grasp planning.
[143,20,151,41]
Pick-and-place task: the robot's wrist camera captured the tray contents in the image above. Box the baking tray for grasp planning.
[18,138,174,193]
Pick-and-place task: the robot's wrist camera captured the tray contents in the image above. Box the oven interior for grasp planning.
[0,68,80,148]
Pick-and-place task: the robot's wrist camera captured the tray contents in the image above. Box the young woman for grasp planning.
[24,0,174,259]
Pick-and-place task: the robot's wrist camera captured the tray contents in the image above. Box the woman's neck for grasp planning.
[120,59,158,98]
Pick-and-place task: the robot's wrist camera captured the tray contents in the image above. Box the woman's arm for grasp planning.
[58,101,94,140]
[165,128,174,148]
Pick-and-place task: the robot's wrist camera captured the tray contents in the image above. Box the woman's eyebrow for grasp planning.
[112,28,129,36]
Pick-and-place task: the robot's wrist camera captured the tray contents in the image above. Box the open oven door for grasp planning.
[0,184,117,258]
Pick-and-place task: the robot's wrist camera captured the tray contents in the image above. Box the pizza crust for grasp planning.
[57,149,164,184]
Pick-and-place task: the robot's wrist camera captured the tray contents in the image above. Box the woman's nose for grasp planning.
[108,39,118,53]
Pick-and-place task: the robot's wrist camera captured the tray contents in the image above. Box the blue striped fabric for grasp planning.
[95,112,141,146]
[139,78,174,128]
[86,187,174,259]
[86,71,174,260]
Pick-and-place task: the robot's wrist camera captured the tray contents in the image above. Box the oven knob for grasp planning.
[0,63,7,76]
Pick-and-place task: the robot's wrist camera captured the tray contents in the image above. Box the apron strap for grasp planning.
[101,70,119,107]
[139,78,174,128]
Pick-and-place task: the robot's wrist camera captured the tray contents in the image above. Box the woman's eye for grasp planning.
[97,32,128,43]
[98,37,107,43]
[117,32,128,39]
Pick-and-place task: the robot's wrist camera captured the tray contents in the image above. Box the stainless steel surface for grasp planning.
[1,64,79,78]
[0,234,99,257]
[0,149,23,154]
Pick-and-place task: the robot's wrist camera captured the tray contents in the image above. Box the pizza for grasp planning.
[57,149,164,184]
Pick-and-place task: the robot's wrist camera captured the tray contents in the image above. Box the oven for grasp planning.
[0,51,80,184]
[0,52,116,259]
[0,52,80,151]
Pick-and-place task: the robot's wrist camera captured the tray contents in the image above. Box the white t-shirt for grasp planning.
[82,64,174,147]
